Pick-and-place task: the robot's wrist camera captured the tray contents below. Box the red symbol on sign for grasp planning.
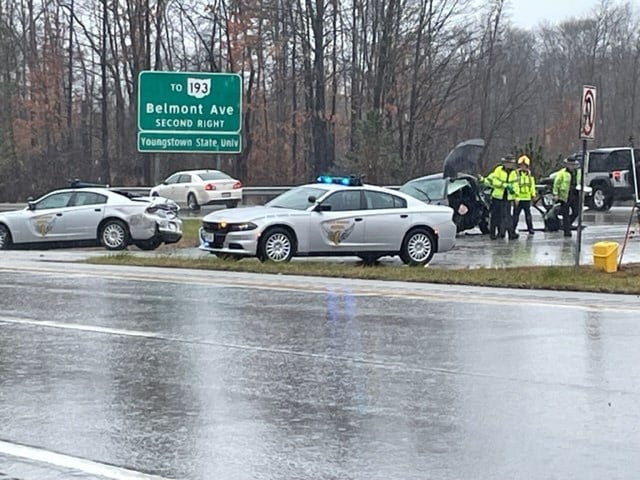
[580,87,596,139]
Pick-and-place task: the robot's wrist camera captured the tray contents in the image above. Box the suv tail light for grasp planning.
[233,181,242,189]
[205,183,216,191]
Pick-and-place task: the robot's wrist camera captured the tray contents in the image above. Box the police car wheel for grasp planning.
[0,224,13,249]
[400,228,435,266]
[100,219,130,250]
[258,227,294,262]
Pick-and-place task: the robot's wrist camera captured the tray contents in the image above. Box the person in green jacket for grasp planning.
[483,154,520,240]
[552,156,581,237]
[513,155,537,234]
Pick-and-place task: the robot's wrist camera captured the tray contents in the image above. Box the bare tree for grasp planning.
[2,0,640,199]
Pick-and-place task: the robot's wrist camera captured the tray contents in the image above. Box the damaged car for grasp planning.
[0,186,182,251]
[399,173,491,234]
[399,139,491,234]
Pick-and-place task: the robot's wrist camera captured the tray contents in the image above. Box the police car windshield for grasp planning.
[267,186,329,210]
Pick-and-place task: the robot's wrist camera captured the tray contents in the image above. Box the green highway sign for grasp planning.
[137,132,242,153]
[138,71,242,133]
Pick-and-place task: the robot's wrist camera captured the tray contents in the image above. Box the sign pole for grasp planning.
[576,85,596,268]
[153,153,160,185]
[575,138,587,267]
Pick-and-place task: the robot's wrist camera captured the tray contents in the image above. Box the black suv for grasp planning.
[584,147,640,210]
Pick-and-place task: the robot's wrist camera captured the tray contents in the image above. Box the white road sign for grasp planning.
[580,85,596,140]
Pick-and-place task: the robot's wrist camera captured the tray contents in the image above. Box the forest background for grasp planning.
[0,0,638,200]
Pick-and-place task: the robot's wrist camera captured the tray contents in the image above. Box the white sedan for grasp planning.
[0,187,182,250]
[150,169,243,211]
[198,176,456,265]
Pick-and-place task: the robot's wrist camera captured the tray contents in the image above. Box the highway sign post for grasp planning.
[137,71,242,153]
[576,85,597,267]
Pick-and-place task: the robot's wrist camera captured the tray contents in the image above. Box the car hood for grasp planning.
[202,205,301,222]
[442,138,485,178]
[0,208,28,220]
[126,195,180,214]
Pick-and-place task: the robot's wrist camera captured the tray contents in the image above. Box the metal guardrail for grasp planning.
[0,203,27,210]
[0,186,294,211]
[117,186,298,196]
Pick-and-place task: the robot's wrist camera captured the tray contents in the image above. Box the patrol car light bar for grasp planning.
[315,175,363,186]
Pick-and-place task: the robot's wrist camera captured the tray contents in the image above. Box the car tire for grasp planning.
[257,227,295,263]
[100,219,130,250]
[357,254,380,266]
[589,185,612,211]
[453,216,464,233]
[478,218,490,235]
[134,237,162,251]
[0,224,13,249]
[400,228,435,266]
[187,193,200,211]
[217,253,242,261]
[544,215,561,232]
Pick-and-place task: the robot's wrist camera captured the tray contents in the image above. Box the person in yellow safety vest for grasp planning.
[552,155,582,237]
[483,154,520,240]
[513,155,537,234]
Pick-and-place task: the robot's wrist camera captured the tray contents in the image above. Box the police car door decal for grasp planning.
[322,219,356,245]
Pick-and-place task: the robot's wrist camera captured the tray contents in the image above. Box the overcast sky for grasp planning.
[507,0,601,29]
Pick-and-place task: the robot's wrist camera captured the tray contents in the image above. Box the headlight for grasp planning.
[228,222,257,232]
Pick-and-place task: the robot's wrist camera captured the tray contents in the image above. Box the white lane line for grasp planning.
[2,264,640,313]
[0,440,175,480]
[2,317,164,340]
[2,317,638,397]
[0,316,398,366]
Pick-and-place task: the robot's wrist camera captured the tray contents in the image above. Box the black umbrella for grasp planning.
[442,138,485,178]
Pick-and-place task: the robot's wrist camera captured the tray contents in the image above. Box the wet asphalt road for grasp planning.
[445,205,640,267]
[1,259,640,479]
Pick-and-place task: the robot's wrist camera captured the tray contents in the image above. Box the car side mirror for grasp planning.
[27,201,36,211]
[314,203,332,212]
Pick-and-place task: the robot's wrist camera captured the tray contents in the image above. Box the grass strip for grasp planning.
[87,252,640,295]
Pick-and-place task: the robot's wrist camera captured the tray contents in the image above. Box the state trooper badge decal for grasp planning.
[33,215,57,237]
[323,220,356,245]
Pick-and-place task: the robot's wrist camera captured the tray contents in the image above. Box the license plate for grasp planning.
[204,232,214,242]
[222,192,231,198]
